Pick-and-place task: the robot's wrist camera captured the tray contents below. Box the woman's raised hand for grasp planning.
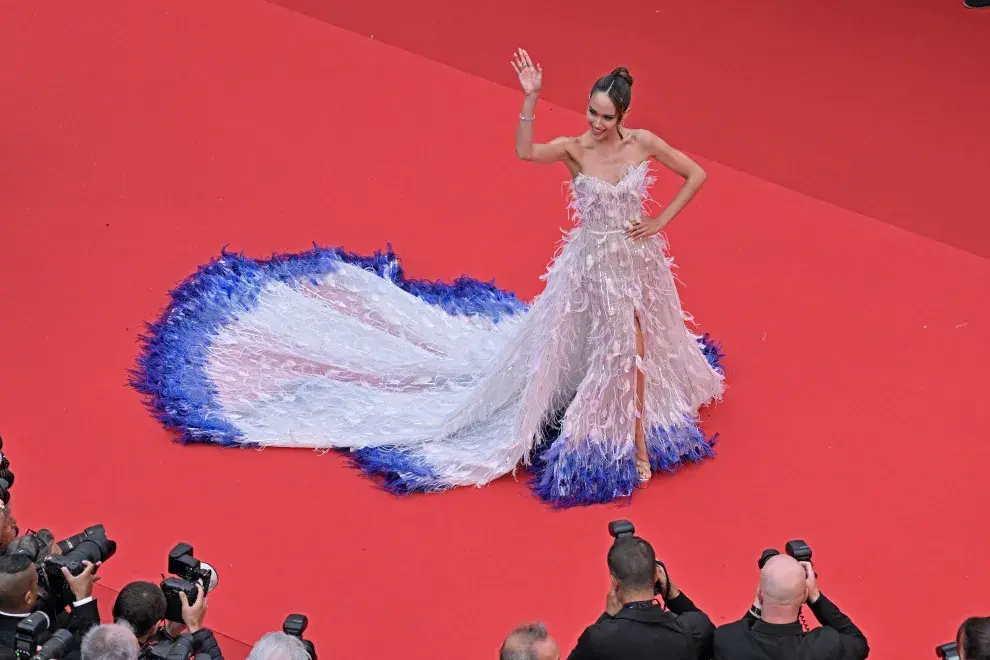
[511,48,542,97]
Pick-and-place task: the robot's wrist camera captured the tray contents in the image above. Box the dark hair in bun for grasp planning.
[590,67,634,136]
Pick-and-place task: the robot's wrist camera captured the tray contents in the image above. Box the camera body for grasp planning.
[160,544,217,623]
[140,635,211,660]
[7,529,56,563]
[283,614,316,660]
[39,525,116,609]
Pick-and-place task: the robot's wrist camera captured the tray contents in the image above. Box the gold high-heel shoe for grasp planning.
[635,457,652,487]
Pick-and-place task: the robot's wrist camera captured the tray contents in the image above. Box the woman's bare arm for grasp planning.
[627,131,707,238]
[511,48,572,164]
[517,128,571,163]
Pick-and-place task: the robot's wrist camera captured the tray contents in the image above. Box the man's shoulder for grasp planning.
[580,612,648,638]
[715,617,754,635]
[583,608,687,638]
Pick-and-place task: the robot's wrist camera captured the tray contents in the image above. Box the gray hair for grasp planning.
[81,623,139,660]
[247,632,311,660]
[500,622,550,660]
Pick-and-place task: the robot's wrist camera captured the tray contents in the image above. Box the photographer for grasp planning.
[568,535,713,660]
[111,582,172,647]
[81,624,140,660]
[500,623,560,660]
[0,553,100,651]
[113,582,222,660]
[246,634,311,660]
[714,554,868,660]
[953,617,990,660]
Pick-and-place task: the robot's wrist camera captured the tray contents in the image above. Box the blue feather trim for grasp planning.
[131,243,724,508]
[130,244,525,446]
[699,333,725,373]
[529,421,717,508]
[348,446,450,495]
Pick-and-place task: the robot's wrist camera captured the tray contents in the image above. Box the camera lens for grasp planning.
[60,526,117,566]
[67,537,116,565]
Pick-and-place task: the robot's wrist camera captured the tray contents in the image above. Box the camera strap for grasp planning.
[622,599,662,611]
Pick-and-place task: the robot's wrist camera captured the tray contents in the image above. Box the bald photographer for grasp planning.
[714,545,868,660]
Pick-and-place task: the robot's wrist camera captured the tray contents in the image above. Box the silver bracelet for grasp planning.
[519,113,535,121]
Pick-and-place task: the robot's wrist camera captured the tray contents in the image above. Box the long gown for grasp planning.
[131,161,725,507]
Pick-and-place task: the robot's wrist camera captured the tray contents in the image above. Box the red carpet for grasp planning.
[0,2,987,659]
[272,0,990,259]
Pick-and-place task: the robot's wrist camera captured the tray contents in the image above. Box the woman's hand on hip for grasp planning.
[626,216,664,240]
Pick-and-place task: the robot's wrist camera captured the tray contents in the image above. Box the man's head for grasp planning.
[958,617,990,660]
[0,553,38,613]
[757,555,808,624]
[112,582,167,643]
[499,622,560,660]
[607,536,656,603]
[247,632,311,660]
[81,624,140,660]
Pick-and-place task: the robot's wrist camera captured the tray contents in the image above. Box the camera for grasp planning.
[758,540,813,569]
[608,520,669,599]
[13,612,76,660]
[40,525,116,609]
[141,636,211,660]
[7,530,57,619]
[607,520,635,539]
[0,435,16,505]
[160,544,218,623]
[14,613,48,659]
[7,529,56,564]
[283,614,317,660]
[936,642,960,659]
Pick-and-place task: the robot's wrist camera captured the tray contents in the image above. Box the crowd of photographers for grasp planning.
[0,434,983,660]
[0,439,315,660]
[500,520,989,660]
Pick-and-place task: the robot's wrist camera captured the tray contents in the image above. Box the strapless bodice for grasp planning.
[567,161,654,233]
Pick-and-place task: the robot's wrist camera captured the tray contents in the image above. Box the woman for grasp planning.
[132,49,724,507]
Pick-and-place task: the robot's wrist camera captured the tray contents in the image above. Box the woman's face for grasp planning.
[586,91,620,141]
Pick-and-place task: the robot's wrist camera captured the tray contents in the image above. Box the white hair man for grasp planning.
[81,623,140,660]
[246,632,311,660]
[500,622,560,660]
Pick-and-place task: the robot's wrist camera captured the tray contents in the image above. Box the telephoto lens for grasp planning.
[31,629,75,660]
[56,525,117,564]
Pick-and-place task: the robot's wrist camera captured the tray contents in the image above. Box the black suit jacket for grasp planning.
[568,592,714,660]
[714,593,869,660]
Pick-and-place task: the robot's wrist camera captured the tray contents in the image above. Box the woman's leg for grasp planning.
[634,311,650,484]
